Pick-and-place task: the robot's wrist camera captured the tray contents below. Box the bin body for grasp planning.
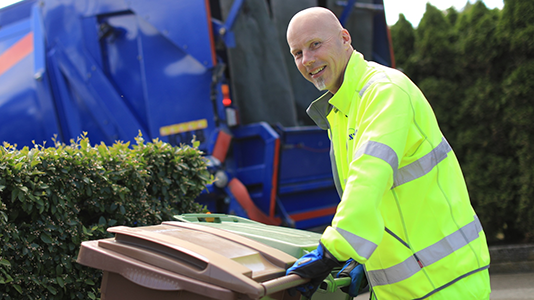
[100,271,234,300]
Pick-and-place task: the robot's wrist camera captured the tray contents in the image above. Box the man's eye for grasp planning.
[312,42,321,48]
[294,51,302,58]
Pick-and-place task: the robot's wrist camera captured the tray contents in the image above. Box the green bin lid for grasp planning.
[173,213,321,258]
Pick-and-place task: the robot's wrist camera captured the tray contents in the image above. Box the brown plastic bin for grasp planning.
[77,222,309,300]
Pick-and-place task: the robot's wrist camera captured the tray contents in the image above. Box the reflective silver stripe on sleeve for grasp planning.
[336,227,378,260]
[355,141,398,177]
[393,137,452,188]
[367,216,484,287]
[358,73,388,97]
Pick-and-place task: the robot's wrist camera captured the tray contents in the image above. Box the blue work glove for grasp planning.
[286,242,341,299]
[336,258,367,297]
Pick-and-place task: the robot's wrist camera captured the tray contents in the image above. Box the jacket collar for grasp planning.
[306,92,333,130]
[307,51,366,128]
[328,51,366,116]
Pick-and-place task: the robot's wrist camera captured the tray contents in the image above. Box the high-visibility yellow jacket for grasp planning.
[307,51,491,299]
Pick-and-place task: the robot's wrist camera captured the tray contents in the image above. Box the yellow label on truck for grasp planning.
[159,119,208,136]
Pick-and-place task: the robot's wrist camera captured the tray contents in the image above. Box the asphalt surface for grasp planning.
[490,272,534,300]
[354,272,534,300]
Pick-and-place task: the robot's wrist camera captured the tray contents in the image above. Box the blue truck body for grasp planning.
[0,0,394,229]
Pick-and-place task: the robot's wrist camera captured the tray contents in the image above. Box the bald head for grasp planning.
[287,7,343,42]
[286,7,353,94]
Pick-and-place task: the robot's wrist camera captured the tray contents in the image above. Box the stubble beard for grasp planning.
[314,77,326,91]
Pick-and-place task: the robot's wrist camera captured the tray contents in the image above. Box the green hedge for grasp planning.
[390,0,534,243]
[0,134,210,299]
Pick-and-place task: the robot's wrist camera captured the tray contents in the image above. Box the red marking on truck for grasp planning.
[204,0,217,66]
[269,138,280,219]
[387,26,396,69]
[0,32,33,77]
[290,206,337,222]
[228,178,281,226]
[212,130,231,163]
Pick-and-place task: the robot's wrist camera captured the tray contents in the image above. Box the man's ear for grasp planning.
[341,29,352,46]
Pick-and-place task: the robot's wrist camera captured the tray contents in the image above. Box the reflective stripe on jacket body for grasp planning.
[307,51,491,299]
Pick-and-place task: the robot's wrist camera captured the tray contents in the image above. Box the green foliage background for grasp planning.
[0,134,209,299]
[390,0,534,243]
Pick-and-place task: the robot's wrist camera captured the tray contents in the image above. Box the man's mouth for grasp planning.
[310,66,326,77]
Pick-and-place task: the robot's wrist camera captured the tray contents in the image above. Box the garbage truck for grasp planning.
[0,0,394,229]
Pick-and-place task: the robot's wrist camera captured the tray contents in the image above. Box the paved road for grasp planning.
[490,272,534,300]
[354,272,534,300]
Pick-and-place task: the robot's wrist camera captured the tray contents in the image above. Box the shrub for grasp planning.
[0,133,210,299]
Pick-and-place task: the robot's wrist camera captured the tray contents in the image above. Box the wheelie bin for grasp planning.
[77,221,306,299]
[173,213,351,300]
[77,219,352,300]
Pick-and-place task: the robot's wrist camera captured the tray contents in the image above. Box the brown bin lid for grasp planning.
[77,222,301,299]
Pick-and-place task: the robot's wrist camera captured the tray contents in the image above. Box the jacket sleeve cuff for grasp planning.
[321,226,369,263]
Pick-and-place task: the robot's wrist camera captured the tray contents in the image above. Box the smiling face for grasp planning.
[287,8,353,94]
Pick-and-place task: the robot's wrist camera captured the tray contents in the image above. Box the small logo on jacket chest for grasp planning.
[348,128,356,140]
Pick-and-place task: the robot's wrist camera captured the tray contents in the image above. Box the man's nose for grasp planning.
[302,51,315,67]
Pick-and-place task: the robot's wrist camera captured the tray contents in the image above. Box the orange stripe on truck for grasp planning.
[290,206,337,222]
[0,32,34,77]
[269,138,280,219]
[228,178,281,226]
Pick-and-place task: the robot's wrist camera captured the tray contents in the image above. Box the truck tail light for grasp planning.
[221,84,232,107]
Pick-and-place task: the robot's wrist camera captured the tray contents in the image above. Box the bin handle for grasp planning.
[261,273,352,296]
[319,275,351,293]
[261,274,308,295]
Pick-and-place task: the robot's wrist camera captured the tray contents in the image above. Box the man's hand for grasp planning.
[286,242,341,298]
[336,259,367,297]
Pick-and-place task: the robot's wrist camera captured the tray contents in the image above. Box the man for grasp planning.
[285,7,491,300]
